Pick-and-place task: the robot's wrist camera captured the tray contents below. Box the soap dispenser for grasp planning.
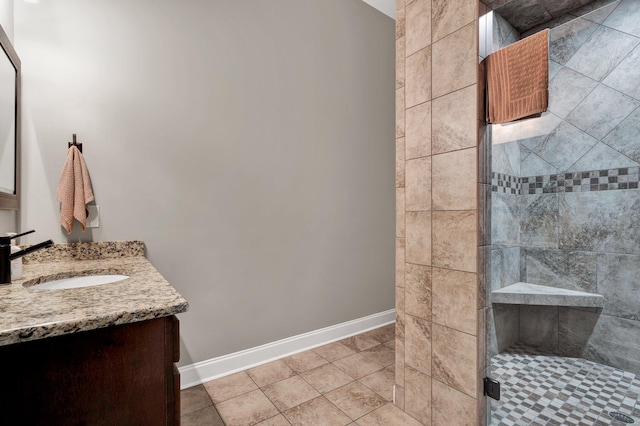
[5,233,22,280]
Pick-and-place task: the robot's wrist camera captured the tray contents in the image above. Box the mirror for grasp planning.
[0,23,19,210]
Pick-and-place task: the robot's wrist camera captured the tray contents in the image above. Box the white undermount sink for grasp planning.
[29,274,129,290]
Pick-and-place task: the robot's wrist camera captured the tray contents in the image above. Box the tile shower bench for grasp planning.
[492,282,604,308]
[0,241,188,425]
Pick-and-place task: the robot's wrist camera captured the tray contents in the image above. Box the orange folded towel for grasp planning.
[56,145,94,233]
[486,29,549,124]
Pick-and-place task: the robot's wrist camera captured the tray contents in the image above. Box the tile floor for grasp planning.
[180,324,423,425]
[491,343,640,426]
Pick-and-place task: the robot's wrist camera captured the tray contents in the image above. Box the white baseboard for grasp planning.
[179,309,395,389]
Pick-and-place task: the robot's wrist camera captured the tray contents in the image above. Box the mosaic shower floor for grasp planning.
[491,343,640,426]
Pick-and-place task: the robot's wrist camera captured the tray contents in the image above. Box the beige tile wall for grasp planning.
[395,0,486,424]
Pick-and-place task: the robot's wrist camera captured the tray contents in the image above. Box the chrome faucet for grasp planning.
[0,230,54,284]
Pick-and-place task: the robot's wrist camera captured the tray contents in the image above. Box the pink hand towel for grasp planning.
[56,145,94,233]
[486,29,549,124]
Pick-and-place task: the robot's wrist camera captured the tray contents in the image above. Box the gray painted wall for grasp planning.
[0,211,16,234]
[489,1,640,374]
[13,0,395,365]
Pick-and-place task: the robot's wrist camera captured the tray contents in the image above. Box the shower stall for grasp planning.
[482,0,640,424]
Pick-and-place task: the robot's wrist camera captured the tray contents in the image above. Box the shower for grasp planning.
[482,0,640,424]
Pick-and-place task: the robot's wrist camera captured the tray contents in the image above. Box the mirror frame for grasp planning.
[0,23,20,210]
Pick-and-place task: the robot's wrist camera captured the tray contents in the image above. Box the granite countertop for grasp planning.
[0,241,188,346]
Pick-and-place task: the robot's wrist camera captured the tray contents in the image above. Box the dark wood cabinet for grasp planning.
[0,316,180,426]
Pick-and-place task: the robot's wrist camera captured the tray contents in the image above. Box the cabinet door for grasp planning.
[0,318,173,426]
[166,315,180,426]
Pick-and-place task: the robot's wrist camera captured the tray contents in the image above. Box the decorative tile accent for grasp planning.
[491,166,640,194]
[491,172,521,194]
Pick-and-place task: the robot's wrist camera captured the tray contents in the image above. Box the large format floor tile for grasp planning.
[182,324,402,425]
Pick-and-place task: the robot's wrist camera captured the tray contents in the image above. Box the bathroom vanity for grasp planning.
[0,241,188,425]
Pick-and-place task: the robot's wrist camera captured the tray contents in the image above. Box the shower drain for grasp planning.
[609,411,635,424]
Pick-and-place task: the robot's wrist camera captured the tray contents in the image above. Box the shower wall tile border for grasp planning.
[491,166,640,194]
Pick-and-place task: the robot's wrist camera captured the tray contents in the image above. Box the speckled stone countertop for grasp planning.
[0,241,188,346]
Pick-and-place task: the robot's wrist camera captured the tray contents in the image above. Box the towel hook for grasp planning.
[68,133,83,153]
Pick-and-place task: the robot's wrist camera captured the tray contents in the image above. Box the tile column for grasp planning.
[395,0,485,424]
